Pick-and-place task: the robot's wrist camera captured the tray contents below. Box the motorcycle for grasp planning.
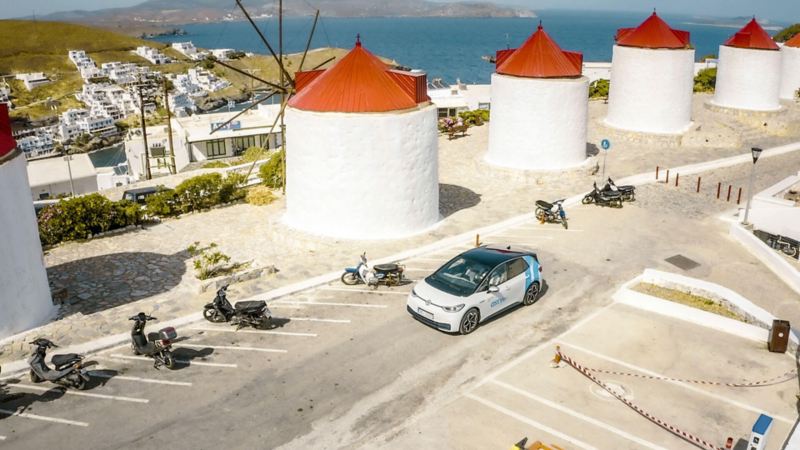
[602,177,636,202]
[582,182,623,208]
[28,338,90,390]
[341,253,405,289]
[535,199,568,229]
[129,313,177,370]
[203,285,273,329]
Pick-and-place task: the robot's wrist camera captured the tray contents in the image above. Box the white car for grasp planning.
[407,245,544,335]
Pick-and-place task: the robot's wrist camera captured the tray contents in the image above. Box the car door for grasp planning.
[476,263,509,319]
[504,257,530,305]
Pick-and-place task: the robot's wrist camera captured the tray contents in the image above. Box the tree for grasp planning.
[774,24,800,42]
[589,79,610,99]
[694,68,717,93]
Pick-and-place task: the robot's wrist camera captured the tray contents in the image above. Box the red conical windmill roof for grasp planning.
[724,19,779,50]
[785,33,800,48]
[0,104,16,158]
[496,23,583,78]
[616,12,691,49]
[289,38,422,113]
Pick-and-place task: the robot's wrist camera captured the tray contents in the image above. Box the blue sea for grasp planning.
[153,10,787,85]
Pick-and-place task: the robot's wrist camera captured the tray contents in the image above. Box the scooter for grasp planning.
[203,285,272,329]
[129,313,176,369]
[341,253,405,289]
[28,338,90,390]
[582,182,623,208]
[535,199,568,229]
[602,177,636,202]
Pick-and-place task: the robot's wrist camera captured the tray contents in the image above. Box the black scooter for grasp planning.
[582,182,623,208]
[28,338,90,390]
[535,199,568,229]
[602,177,636,202]
[203,285,272,329]
[129,313,177,369]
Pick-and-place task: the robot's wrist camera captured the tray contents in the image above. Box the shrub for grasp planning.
[202,161,229,169]
[188,241,247,280]
[145,189,179,217]
[219,172,247,204]
[37,194,142,246]
[246,186,277,206]
[774,24,800,42]
[589,79,610,99]
[174,173,224,213]
[240,146,268,163]
[694,68,717,93]
[259,150,285,189]
[458,109,490,126]
[796,88,800,100]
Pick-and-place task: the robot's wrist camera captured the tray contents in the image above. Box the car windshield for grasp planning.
[426,255,493,297]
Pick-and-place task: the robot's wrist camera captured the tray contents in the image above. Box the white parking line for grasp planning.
[319,287,409,295]
[98,343,132,354]
[288,317,351,324]
[178,343,288,354]
[465,393,596,450]
[487,235,555,241]
[0,408,89,427]
[90,371,193,387]
[189,327,317,337]
[0,435,5,440]
[108,354,238,368]
[272,301,388,309]
[491,380,666,450]
[515,225,585,232]
[560,342,795,425]
[7,383,149,404]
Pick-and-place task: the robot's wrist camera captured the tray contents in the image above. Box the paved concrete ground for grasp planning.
[386,303,797,450]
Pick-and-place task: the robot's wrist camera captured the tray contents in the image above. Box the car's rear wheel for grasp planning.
[523,282,540,306]
[459,308,480,335]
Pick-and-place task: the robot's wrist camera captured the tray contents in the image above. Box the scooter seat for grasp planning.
[51,353,81,366]
[235,300,266,312]
[374,264,400,273]
[536,200,553,210]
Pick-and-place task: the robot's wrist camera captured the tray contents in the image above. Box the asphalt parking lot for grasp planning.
[387,303,798,450]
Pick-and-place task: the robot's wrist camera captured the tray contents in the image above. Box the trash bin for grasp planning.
[768,320,790,353]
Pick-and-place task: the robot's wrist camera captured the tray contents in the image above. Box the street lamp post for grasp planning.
[63,154,75,197]
[742,147,763,226]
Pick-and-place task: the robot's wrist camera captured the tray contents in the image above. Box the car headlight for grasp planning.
[442,304,465,313]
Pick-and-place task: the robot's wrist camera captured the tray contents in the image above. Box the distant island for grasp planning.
[683,16,783,31]
[36,0,536,35]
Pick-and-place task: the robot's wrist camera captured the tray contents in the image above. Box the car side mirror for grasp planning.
[487,285,499,294]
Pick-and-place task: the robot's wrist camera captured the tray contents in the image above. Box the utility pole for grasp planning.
[63,154,75,197]
[163,78,177,175]
[279,0,287,195]
[137,82,152,180]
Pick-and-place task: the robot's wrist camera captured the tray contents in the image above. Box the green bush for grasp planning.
[219,172,247,204]
[694,68,717,93]
[589,79,610,99]
[37,194,142,246]
[174,173,224,213]
[246,185,277,206]
[259,150,285,189]
[145,189,179,217]
[458,109,490,126]
[774,24,800,42]
[240,146,268,163]
[202,161,229,169]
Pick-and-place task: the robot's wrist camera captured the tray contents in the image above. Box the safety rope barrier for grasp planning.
[554,346,723,450]
[583,365,797,388]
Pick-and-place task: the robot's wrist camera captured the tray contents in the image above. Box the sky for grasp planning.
[1,0,799,21]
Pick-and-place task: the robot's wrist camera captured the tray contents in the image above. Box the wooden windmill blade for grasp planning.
[235,0,294,88]
[298,10,321,73]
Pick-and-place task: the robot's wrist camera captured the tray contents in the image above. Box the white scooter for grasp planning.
[341,253,405,289]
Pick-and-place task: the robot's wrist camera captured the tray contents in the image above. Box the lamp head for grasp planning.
[751,147,763,164]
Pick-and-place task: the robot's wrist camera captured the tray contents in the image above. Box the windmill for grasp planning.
[205,0,334,193]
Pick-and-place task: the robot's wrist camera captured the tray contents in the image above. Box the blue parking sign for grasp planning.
[601,139,611,151]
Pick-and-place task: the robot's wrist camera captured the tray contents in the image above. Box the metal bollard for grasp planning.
[665,169,670,184]
[655,166,660,180]
[675,173,679,187]
[727,185,732,202]
[717,182,722,199]
[476,234,480,247]
[696,177,701,193]
[737,187,743,205]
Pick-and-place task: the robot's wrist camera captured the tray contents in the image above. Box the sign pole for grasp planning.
[600,139,611,180]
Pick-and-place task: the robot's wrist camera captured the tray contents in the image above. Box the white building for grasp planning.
[428,81,491,118]
[779,34,800,101]
[135,46,172,65]
[0,84,10,106]
[285,38,439,239]
[13,127,56,157]
[101,62,147,85]
[77,83,147,121]
[712,19,782,111]
[124,125,180,181]
[747,171,800,242]
[27,152,99,200]
[172,42,206,61]
[15,72,51,91]
[210,49,236,61]
[605,12,695,134]
[57,108,116,142]
[486,23,588,171]
[0,104,54,337]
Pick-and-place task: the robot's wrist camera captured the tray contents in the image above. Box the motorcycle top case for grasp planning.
[159,327,178,340]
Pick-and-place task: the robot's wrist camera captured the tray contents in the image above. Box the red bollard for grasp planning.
[696,177,701,193]
[665,169,670,184]
[737,187,743,204]
[727,185,732,202]
[717,182,722,199]
[675,173,680,187]
[656,166,660,180]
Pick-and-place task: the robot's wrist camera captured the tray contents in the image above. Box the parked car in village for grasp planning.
[407,245,544,335]
[122,186,171,205]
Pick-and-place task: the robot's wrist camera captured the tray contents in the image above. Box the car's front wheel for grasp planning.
[523,282,540,306]
[459,308,480,335]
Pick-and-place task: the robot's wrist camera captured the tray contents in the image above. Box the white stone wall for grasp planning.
[285,104,439,239]
[713,45,781,111]
[779,46,800,101]
[0,151,54,338]
[486,74,589,170]
[605,45,695,134]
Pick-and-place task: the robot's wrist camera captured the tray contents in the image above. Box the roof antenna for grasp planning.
[356,33,361,47]
[538,19,543,30]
